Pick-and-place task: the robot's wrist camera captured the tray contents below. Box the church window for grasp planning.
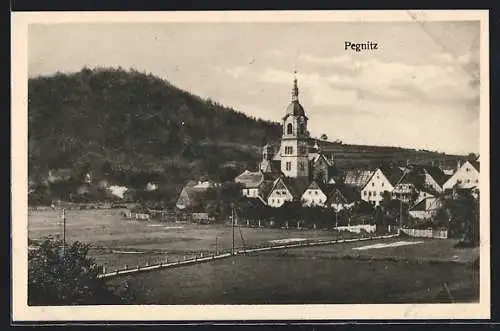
[286,162,291,171]
[287,123,293,135]
[299,162,305,171]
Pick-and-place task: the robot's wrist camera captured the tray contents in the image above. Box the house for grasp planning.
[234,170,265,198]
[360,165,404,206]
[175,180,217,210]
[301,180,329,207]
[408,195,443,220]
[325,185,360,211]
[343,169,374,192]
[442,160,480,191]
[146,182,158,191]
[393,165,448,204]
[47,168,73,183]
[267,176,309,208]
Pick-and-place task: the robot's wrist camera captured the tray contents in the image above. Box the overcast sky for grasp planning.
[28,21,480,155]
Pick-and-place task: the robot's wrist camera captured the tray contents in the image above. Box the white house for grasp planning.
[234,170,265,198]
[267,177,294,208]
[409,195,443,220]
[361,166,404,206]
[442,160,480,190]
[301,181,328,207]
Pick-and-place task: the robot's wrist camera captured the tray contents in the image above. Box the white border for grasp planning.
[11,10,490,321]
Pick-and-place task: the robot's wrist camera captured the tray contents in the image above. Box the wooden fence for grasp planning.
[401,228,448,239]
[97,233,399,280]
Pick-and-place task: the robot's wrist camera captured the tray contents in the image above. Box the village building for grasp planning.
[47,168,73,183]
[442,159,480,191]
[360,165,405,206]
[342,169,374,192]
[325,185,359,211]
[175,180,218,210]
[301,180,329,207]
[392,165,449,204]
[408,195,443,220]
[266,176,309,208]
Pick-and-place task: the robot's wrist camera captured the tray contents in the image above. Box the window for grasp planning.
[287,123,293,135]
[368,192,372,197]
[475,179,479,183]
[466,168,470,172]
[286,162,291,171]
[363,191,367,196]
[309,191,312,195]
[271,199,274,203]
[299,162,305,171]
[285,146,294,155]
[372,182,374,187]
[381,182,384,187]
[315,191,318,195]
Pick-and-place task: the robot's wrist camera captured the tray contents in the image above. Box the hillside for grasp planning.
[28,67,467,206]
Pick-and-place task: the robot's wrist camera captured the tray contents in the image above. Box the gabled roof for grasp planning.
[409,198,427,211]
[378,165,405,186]
[259,180,275,199]
[343,169,374,189]
[281,177,310,199]
[422,166,450,186]
[303,180,329,195]
[234,170,264,188]
[469,160,480,172]
[326,185,360,205]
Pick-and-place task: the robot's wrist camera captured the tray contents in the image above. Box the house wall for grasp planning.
[267,188,293,208]
[392,183,418,204]
[361,168,394,207]
[443,161,479,190]
[242,188,260,198]
[423,172,444,193]
[301,188,327,207]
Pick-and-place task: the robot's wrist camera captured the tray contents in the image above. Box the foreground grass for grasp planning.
[109,239,479,305]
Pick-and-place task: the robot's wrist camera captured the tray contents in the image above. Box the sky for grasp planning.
[28,21,481,155]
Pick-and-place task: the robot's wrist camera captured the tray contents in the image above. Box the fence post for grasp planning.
[137,265,140,271]
[146,261,149,267]
[102,265,106,274]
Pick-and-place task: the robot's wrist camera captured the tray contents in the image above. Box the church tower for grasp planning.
[279,72,309,178]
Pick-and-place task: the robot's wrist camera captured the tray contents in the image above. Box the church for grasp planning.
[235,74,348,208]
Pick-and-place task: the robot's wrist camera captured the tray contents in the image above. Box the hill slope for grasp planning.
[29,68,281,187]
[28,67,467,205]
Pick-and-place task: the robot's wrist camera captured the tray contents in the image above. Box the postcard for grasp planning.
[11,9,490,321]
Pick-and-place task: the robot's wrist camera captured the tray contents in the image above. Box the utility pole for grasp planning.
[215,236,218,255]
[231,206,235,255]
[62,208,66,255]
[399,199,403,233]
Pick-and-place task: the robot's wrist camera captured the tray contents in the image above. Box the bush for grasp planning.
[28,237,134,305]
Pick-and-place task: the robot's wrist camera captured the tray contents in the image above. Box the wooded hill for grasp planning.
[28,67,466,206]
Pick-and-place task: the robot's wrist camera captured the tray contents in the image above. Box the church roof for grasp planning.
[284,101,307,119]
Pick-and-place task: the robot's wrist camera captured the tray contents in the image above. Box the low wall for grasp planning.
[401,228,448,239]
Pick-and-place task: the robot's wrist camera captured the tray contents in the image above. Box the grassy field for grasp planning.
[109,237,479,304]
[28,209,360,271]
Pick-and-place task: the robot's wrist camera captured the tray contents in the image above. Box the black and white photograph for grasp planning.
[12,10,490,321]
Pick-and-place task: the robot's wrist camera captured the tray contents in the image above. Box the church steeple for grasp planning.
[291,71,299,102]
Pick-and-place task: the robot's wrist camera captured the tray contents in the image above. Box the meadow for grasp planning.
[110,238,479,304]
[28,209,479,304]
[28,209,358,271]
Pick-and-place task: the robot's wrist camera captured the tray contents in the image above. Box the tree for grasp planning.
[28,237,133,305]
[440,188,479,246]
